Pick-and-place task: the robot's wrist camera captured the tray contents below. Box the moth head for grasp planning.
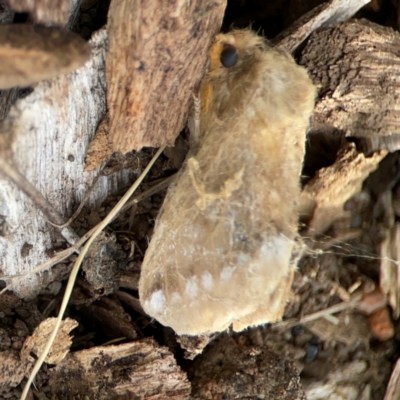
[209,30,266,73]
[200,30,268,121]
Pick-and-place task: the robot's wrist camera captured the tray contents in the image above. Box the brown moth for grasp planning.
[139,30,315,335]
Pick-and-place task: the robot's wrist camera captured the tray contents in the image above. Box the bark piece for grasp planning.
[300,144,386,235]
[275,0,370,52]
[190,334,306,400]
[22,317,78,365]
[106,0,226,152]
[300,19,400,153]
[0,24,90,89]
[4,0,70,26]
[48,338,191,399]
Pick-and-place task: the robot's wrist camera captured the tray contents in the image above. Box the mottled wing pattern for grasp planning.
[139,30,315,335]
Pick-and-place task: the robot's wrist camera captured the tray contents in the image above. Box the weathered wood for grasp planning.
[300,144,386,235]
[23,317,78,364]
[106,0,227,152]
[0,28,136,299]
[300,19,400,152]
[48,339,191,399]
[274,0,370,52]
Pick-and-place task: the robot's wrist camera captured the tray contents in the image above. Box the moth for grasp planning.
[139,30,315,335]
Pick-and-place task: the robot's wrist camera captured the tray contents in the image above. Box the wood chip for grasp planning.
[300,144,386,235]
[0,28,108,298]
[83,297,138,340]
[22,317,78,365]
[48,338,191,399]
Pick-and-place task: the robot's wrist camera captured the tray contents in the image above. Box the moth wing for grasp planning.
[138,177,296,335]
[139,109,299,335]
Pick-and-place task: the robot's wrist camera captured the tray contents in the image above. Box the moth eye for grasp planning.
[220,44,238,68]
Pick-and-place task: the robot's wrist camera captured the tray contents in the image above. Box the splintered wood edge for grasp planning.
[274,0,370,52]
[301,145,387,235]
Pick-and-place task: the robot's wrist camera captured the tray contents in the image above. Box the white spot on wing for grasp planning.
[147,290,166,314]
[185,276,198,299]
[201,271,213,291]
[260,235,291,262]
[247,235,293,277]
[220,266,235,282]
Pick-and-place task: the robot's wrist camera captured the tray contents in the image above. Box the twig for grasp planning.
[0,174,175,295]
[20,145,166,400]
[274,294,362,329]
